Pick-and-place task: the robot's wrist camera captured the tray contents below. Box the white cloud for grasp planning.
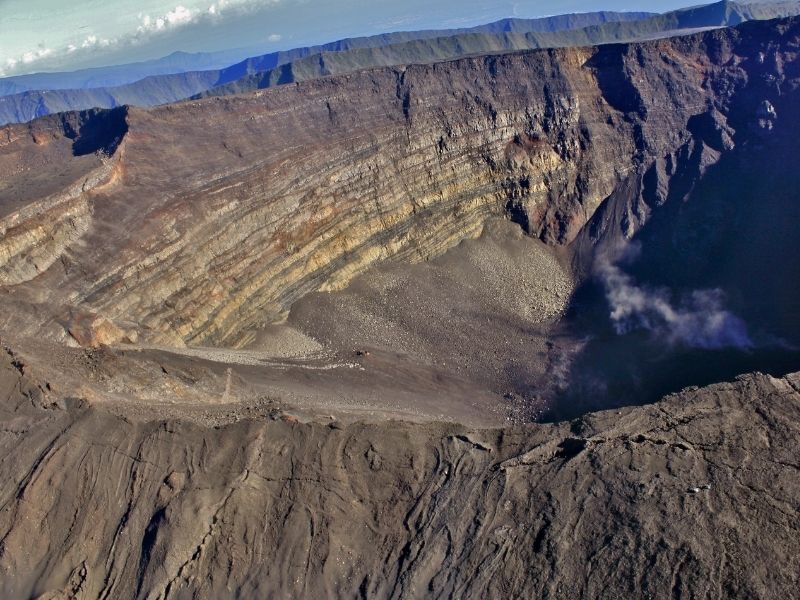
[1,0,284,77]
[134,2,260,37]
[138,6,196,34]
[166,5,194,26]
[20,47,53,64]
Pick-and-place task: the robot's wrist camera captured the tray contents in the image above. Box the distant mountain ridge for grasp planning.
[0,2,798,126]
[0,11,652,98]
[204,0,800,99]
[0,49,263,96]
[0,11,653,126]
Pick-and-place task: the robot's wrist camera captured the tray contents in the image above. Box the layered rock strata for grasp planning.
[1,19,798,348]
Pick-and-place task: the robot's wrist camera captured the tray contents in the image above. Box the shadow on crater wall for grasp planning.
[541,103,800,422]
[59,106,129,157]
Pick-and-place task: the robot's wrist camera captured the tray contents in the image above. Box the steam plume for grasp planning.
[595,243,752,350]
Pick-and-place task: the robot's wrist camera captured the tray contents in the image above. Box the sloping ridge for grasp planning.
[0,11,653,126]
[180,1,800,98]
[3,1,799,125]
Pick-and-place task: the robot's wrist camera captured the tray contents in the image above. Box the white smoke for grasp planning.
[596,243,752,350]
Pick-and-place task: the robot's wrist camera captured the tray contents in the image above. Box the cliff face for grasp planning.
[1,18,800,600]
[3,19,797,349]
[1,348,798,599]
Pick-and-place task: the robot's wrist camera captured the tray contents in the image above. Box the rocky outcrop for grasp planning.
[0,155,120,287]
[0,347,797,598]
[3,19,798,348]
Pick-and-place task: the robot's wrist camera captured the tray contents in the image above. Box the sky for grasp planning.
[0,0,699,77]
